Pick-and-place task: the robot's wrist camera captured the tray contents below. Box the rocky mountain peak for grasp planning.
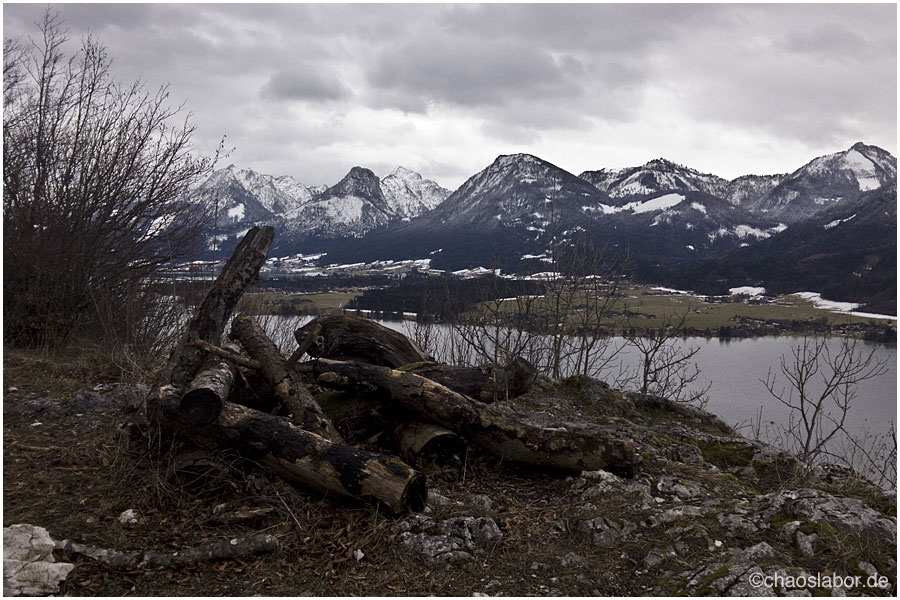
[380,166,451,218]
[323,166,385,203]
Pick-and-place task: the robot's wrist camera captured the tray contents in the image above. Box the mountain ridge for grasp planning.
[187,143,896,312]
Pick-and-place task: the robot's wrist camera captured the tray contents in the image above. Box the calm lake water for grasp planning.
[264,315,897,441]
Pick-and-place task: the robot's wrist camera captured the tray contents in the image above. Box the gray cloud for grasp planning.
[261,68,352,103]
[369,36,586,108]
[3,3,895,188]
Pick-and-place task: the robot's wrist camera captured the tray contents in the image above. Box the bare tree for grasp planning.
[3,10,216,348]
[761,335,890,473]
[624,307,711,408]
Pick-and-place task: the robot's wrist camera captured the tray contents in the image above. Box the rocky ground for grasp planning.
[3,349,896,596]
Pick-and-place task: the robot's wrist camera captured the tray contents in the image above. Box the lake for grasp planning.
[262,314,896,446]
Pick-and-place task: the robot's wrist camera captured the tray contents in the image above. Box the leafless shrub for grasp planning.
[754,335,893,487]
[3,10,216,349]
[623,308,711,408]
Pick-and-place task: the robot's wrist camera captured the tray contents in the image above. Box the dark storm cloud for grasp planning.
[261,68,352,103]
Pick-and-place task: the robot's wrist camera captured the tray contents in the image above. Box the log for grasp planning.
[202,401,425,514]
[58,534,278,569]
[179,347,239,427]
[153,385,426,514]
[395,421,466,471]
[230,314,342,443]
[295,314,428,368]
[400,359,537,403]
[166,226,275,387]
[313,359,638,476]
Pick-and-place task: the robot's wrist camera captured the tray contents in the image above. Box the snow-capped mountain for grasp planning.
[669,183,897,315]
[193,165,314,222]
[579,158,730,200]
[579,143,897,224]
[429,153,610,228]
[380,166,450,219]
[723,174,787,207]
[192,164,451,247]
[283,167,391,238]
[741,142,897,222]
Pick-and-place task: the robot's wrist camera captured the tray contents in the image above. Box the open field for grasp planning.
[238,291,360,315]
[237,284,894,339]
[612,287,894,330]
[488,286,896,334]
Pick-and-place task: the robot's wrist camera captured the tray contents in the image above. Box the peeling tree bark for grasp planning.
[313,359,639,476]
[179,347,239,428]
[230,314,343,443]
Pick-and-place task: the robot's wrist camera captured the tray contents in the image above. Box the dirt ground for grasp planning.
[2,347,664,597]
[4,346,895,597]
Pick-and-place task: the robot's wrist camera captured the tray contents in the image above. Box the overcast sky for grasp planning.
[4,3,897,190]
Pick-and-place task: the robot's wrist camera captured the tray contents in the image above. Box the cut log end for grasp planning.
[179,388,224,428]
[396,422,466,471]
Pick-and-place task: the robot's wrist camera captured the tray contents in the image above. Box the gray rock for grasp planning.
[392,515,502,565]
[856,560,879,580]
[427,491,452,506]
[794,531,817,558]
[467,494,493,511]
[647,505,708,527]
[755,489,896,544]
[3,525,74,596]
[643,550,665,569]
[575,573,601,595]
[557,552,587,569]
[718,511,760,535]
[732,541,777,562]
[778,520,803,542]
[577,516,637,548]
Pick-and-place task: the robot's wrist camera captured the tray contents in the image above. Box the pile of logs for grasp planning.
[148,227,638,515]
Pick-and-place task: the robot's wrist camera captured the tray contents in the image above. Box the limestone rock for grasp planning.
[392,515,502,564]
[577,516,636,548]
[755,488,896,544]
[3,525,74,596]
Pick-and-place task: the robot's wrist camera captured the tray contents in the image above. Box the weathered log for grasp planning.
[207,401,424,513]
[395,421,466,471]
[153,385,426,514]
[400,358,537,403]
[179,347,239,427]
[295,314,428,368]
[313,359,638,477]
[166,226,275,387]
[230,314,342,443]
[58,534,278,569]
